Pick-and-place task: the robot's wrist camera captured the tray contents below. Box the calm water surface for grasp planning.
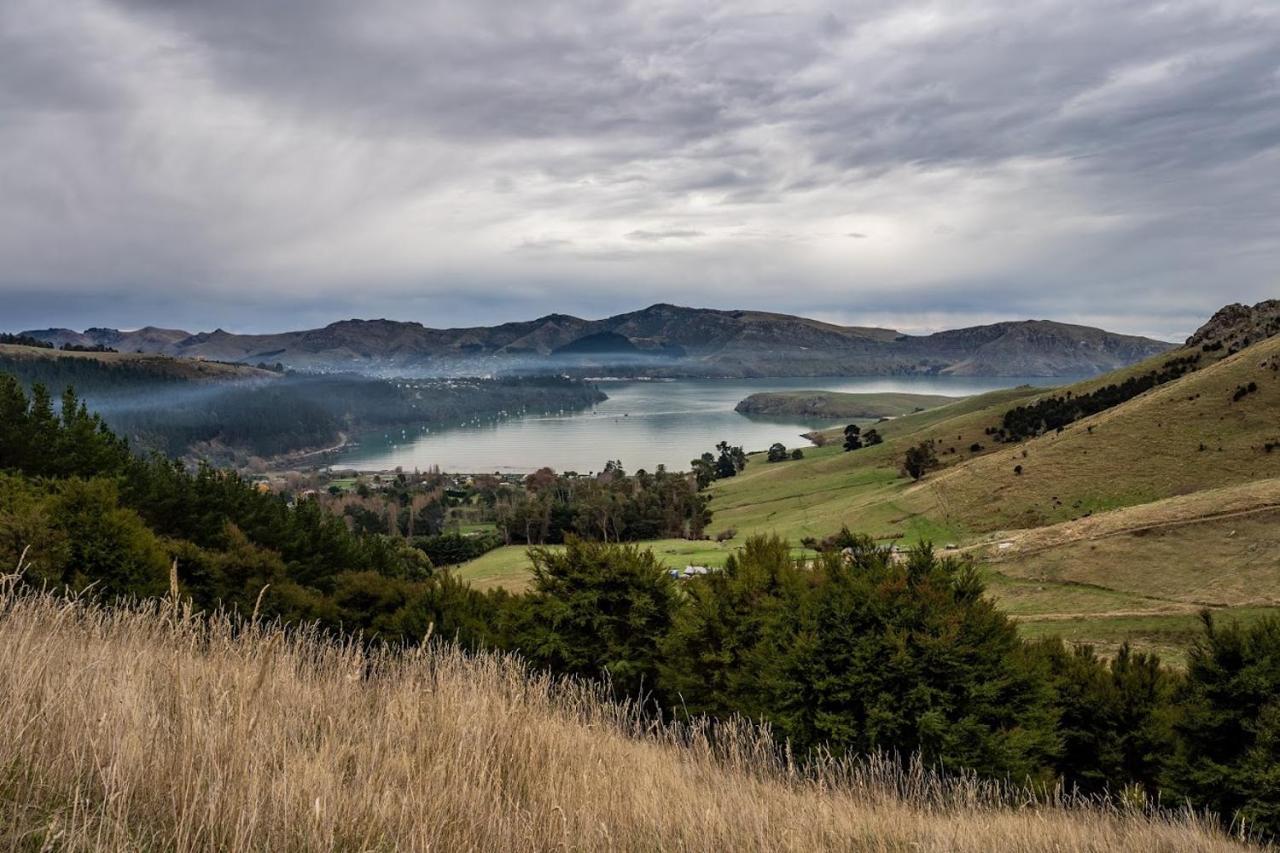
[334,376,1059,474]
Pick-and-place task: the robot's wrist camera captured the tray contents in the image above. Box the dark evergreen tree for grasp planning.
[903,441,938,480]
[1167,613,1280,839]
[843,424,863,451]
[518,537,678,698]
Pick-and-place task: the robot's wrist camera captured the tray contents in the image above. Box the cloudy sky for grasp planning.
[2,0,1278,338]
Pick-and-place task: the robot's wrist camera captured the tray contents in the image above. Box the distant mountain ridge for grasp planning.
[22,304,1174,378]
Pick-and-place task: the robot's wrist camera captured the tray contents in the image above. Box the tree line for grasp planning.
[0,376,503,642]
[994,354,1201,442]
[0,333,54,348]
[494,462,711,544]
[0,356,606,460]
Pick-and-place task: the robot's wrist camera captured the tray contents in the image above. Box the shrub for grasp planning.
[1166,613,1280,839]
[843,424,862,452]
[902,442,938,480]
[660,536,1057,779]
[518,537,679,699]
[412,532,501,566]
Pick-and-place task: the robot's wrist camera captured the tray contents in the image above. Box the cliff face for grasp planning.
[22,304,1175,378]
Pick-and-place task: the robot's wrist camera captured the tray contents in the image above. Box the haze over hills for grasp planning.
[22,304,1173,378]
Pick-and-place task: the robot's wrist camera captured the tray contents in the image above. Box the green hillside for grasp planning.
[925,336,1280,532]
[459,329,1280,659]
[734,390,961,419]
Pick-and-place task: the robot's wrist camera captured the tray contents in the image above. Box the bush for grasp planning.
[997,355,1200,441]
[660,535,1056,779]
[1028,641,1175,794]
[843,424,862,451]
[1166,613,1280,839]
[412,532,502,566]
[902,442,938,480]
[518,537,679,698]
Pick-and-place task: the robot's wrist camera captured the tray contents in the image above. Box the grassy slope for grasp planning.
[709,385,1052,544]
[0,343,275,382]
[922,337,1280,532]
[458,342,1280,658]
[974,477,1280,608]
[719,342,1280,658]
[0,586,1247,851]
[735,390,962,418]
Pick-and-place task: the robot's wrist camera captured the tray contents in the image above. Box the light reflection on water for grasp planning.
[334,376,1060,474]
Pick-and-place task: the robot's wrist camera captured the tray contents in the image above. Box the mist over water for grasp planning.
[335,376,1061,474]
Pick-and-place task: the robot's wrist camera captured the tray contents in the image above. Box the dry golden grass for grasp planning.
[0,579,1259,852]
[978,478,1280,609]
[925,337,1280,533]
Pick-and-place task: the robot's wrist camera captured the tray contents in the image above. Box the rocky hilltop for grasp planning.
[1186,299,1280,353]
[23,304,1173,378]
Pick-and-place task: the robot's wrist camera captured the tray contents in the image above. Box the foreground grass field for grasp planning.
[0,583,1252,851]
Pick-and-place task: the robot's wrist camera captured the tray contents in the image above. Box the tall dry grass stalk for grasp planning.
[0,577,1257,851]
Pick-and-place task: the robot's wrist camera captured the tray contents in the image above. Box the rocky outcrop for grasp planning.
[1186,300,1280,353]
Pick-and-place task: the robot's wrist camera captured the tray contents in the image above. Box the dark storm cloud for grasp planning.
[0,0,1278,338]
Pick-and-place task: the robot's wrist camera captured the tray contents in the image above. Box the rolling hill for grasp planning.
[734,390,962,418]
[456,299,1280,660]
[0,342,276,383]
[21,304,1173,378]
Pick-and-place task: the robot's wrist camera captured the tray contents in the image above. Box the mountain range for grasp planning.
[22,304,1175,378]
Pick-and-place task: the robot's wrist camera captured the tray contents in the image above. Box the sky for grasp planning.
[1,0,1278,340]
